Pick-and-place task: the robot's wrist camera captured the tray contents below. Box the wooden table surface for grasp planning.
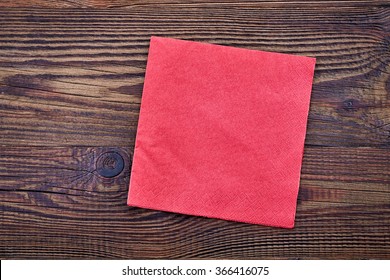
[1,0,389,259]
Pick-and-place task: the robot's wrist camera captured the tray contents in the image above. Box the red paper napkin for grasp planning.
[128,36,316,228]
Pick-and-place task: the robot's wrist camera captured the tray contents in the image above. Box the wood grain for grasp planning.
[1,146,389,259]
[0,0,389,259]
[1,0,390,9]
[0,5,389,147]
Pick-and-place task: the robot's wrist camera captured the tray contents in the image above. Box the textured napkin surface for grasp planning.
[128,36,316,228]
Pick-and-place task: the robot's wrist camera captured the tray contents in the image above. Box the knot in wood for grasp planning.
[342,99,359,112]
[96,151,124,178]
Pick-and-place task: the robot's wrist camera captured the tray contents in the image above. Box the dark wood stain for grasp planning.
[0,0,389,259]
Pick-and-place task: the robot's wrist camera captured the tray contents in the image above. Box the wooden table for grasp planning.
[1,0,389,259]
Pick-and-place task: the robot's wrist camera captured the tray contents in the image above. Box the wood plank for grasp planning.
[0,6,389,147]
[0,146,389,259]
[1,0,389,9]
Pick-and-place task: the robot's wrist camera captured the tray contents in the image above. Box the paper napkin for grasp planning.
[128,36,316,228]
